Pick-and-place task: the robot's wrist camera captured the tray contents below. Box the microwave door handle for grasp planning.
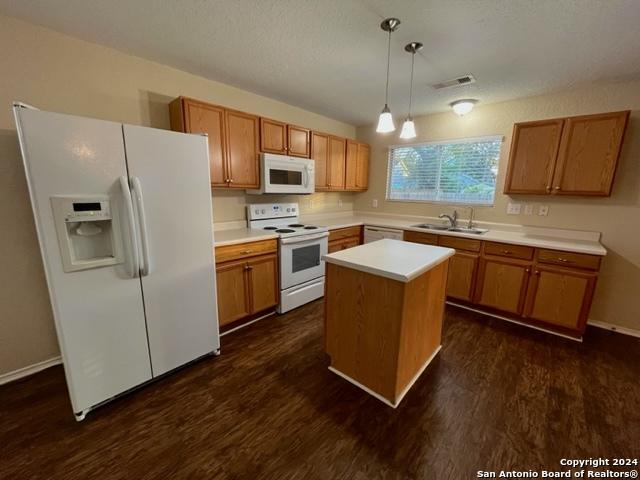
[303,166,309,188]
[119,176,140,278]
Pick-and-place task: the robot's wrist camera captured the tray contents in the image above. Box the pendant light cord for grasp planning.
[385,30,391,105]
[408,52,415,117]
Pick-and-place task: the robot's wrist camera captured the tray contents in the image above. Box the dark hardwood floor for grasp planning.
[1,302,639,479]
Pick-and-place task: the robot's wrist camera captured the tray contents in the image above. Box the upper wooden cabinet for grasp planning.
[504,111,629,196]
[259,119,310,158]
[328,136,346,190]
[287,125,311,158]
[552,112,629,196]
[345,141,370,191]
[311,131,330,191]
[169,97,259,189]
[260,118,287,155]
[503,119,564,194]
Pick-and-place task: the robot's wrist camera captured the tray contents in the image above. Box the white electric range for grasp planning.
[247,203,328,313]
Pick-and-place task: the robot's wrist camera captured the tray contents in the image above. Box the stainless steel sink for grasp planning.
[411,223,488,235]
[412,223,450,231]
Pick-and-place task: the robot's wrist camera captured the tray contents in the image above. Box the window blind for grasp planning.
[386,136,502,205]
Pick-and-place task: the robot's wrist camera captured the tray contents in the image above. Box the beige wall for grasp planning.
[0,15,355,375]
[356,80,640,331]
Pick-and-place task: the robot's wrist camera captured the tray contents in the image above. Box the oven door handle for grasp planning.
[280,231,329,244]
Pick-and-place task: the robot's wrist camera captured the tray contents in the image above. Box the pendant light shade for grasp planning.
[399,118,416,139]
[376,18,400,133]
[399,42,422,140]
[377,104,395,133]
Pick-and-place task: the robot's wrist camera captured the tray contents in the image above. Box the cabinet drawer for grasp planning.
[215,239,277,263]
[329,226,361,242]
[403,230,439,245]
[484,241,534,260]
[438,235,481,252]
[536,249,601,271]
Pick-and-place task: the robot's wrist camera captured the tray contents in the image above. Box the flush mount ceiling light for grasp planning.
[399,42,423,140]
[450,99,478,116]
[376,17,401,133]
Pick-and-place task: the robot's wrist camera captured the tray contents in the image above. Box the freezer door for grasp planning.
[13,107,152,414]
[123,125,220,376]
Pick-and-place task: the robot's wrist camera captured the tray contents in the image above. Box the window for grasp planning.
[386,135,502,205]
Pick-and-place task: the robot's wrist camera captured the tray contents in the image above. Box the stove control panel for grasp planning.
[247,203,298,221]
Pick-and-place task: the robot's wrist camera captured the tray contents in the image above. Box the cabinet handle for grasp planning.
[554,186,560,190]
[242,250,252,254]
[229,178,234,184]
[556,257,572,263]
[525,268,530,273]
[501,250,512,255]
[534,270,540,276]
[546,185,551,192]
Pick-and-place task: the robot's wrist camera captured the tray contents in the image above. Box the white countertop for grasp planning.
[213,212,607,256]
[323,239,455,282]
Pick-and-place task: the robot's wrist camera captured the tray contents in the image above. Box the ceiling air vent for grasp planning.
[431,74,476,90]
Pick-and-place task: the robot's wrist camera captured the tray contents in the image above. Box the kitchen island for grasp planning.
[323,239,455,407]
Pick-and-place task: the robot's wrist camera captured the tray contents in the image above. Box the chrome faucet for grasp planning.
[467,207,475,229]
[439,210,458,228]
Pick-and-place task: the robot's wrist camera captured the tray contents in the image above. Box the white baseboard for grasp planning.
[329,345,442,408]
[0,356,62,386]
[587,320,640,339]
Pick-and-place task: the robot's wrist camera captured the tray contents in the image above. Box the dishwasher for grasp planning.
[363,226,404,243]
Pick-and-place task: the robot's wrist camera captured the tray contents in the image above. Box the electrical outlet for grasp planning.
[507,202,521,215]
[308,198,314,209]
[538,205,549,216]
[372,199,378,208]
[524,204,534,216]
[338,199,343,207]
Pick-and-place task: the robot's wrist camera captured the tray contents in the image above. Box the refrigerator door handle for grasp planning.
[131,176,151,277]
[119,176,140,278]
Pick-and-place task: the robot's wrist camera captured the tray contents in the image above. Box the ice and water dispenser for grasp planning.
[51,196,124,272]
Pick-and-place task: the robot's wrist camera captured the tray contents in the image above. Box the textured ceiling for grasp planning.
[1,0,640,126]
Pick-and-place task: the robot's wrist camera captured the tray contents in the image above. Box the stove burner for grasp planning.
[288,224,304,228]
[275,229,295,233]
[303,226,318,229]
[263,226,278,230]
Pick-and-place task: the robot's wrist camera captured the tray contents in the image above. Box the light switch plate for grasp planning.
[538,205,549,216]
[507,202,521,215]
[524,204,534,215]
[372,199,378,208]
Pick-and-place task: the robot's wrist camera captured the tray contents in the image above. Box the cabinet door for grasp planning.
[247,254,279,313]
[355,143,370,190]
[475,258,531,315]
[524,266,596,332]
[328,136,346,190]
[216,260,250,326]
[287,125,310,158]
[552,111,629,196]
[225,109,259,188]
[446,252,479,302]
[260,118,287,155]
[503,119,564,194]
[311,132,329,191]
[181,99,228,187]
[344,140,358,190]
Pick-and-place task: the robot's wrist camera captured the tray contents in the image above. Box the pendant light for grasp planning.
[376,18,401,133]
[399,42,423,139]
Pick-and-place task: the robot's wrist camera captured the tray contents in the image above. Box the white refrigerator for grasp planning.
[13,104,220,421]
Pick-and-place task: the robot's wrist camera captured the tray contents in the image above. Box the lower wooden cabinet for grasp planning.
[328,226,362,253]
[215,240,279,327]
[445,252,479,302]
[475,257,531,315]
[523,266,597,331]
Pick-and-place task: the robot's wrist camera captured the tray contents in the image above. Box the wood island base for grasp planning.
[324,259,449,407]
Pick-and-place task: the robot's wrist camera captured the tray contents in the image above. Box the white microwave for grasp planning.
[247,153,315,195]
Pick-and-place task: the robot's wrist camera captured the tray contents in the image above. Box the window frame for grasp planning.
[385,135,504,207]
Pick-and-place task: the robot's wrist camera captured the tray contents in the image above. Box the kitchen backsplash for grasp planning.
[211,190,355,223]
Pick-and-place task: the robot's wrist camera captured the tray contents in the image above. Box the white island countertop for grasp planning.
[323,238,455,283]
